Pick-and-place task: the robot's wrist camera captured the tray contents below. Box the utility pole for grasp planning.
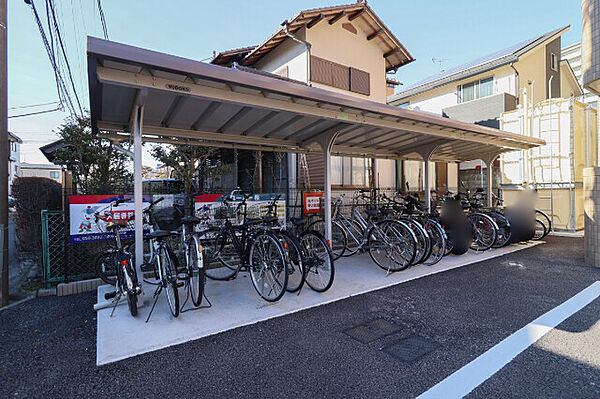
[0,0,7,307]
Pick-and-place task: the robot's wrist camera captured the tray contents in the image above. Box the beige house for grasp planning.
[211,1,419,190]
[388,26,598,230]
[20,163,64,184]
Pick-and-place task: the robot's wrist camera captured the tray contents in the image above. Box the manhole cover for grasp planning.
[344,319,401,343]
[383,335,439,362]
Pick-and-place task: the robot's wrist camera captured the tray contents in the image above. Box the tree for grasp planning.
[151,144,230,215]
[51,115,132,194]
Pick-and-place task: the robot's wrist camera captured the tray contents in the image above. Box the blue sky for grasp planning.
[9,0,583,165]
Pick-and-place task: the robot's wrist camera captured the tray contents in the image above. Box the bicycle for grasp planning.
[93,198,141,317]
[174,204,206,307]
[200,191,289,302]
[262,195,335,293]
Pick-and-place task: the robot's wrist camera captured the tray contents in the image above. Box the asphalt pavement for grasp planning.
[1,235,599,398]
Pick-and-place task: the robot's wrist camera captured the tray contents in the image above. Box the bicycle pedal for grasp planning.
[177,273,189,280]
[176,281,184,288]
[140,263,154,272]
[104,291,117,300]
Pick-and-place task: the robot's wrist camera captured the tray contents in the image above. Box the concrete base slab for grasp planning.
[96,241,540,365]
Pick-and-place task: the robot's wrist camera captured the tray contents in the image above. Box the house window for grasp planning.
[331,156,369,187]
[457,77,494,103]
[550,53,558,71]
[50,171,60,179]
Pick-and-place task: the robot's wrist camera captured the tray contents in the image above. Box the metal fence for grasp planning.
[41,210,112,287]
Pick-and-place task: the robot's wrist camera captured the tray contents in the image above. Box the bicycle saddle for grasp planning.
[106,220,129,230]
[244,218,263,226]
[148,230,174,239]
[290,217,305,226]
[181,216,202,224]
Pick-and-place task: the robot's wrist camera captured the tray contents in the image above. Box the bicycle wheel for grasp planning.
[299,230,335,292]
[535,210,552,237]
[125,263,138,317]
[368,220,416,272]
[340,219,364,257]
[276,230,305,293]
[200,228,238,281]
[490,212,512,248]
[186,235,205,306]
[159,245,180,317]
[468,213,498,252]
[402,219,429,265]
[422,219,446,266]
[533,219,546,240]
[249,232,288,302]
[95,249,117,285]
[307,219,347,260]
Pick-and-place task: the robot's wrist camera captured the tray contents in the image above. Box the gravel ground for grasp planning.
[1,236,599,398]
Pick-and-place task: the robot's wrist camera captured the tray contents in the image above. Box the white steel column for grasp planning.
[317,131,341,243]
[482,152,501,207]
[414,144,439,212]
[132,105,144,280]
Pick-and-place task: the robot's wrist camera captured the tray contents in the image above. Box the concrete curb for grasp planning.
[57,278,106,296]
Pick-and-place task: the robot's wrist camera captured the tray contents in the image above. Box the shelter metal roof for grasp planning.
[87,37,544,163]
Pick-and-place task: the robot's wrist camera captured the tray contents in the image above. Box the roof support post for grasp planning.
[481,152,501,207]
[317,130,341,243]
[414,144,439,212]
[130,89,147,292]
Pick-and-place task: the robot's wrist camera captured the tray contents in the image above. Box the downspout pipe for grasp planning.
[548,75,554,99]
[282,20,312,85]
[510,62,520,105]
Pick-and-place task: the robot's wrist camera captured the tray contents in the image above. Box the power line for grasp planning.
[8,104,62,118]
[9,100,60,110]
[96,0,108,40]
[47,0,83,115]
[28,0,75,115]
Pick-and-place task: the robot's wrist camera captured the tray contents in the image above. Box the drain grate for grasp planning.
[344,319,401,343]
[383,335,439,363]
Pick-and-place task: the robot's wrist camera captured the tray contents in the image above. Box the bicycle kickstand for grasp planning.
[145,284,163,323]
[110,294,122,318]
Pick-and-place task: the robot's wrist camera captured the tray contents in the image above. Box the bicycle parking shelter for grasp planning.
[86,37,544,276]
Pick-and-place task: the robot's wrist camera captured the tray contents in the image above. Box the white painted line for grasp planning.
[417,281,600,399]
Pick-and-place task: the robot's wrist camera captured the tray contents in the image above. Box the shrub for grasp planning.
[12,177,62,253]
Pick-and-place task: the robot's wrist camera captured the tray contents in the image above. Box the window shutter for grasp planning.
[349,67,370,96]
[310,56,333,86]
[331,61,350,90]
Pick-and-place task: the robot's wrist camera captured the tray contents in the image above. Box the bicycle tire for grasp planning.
[490,212,512,248]
[340,219,364,257]
[299,230,335,292]
[368,220,416,272]
[249,232,288,302]
[422,219,446,266]
[200,228,238,281]
[307,219,347,260]
[95,249,117,285]
[468,213,498,252]
[186,235,205,307]
[160,246,179,317]
[402,218,429,265]
[276,229,305,293]
[535,209,552,237]
[533,219,546,240]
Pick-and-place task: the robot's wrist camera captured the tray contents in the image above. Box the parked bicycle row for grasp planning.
[94,191,335,319]
[94,186,551,319]
[305,185,551,272]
